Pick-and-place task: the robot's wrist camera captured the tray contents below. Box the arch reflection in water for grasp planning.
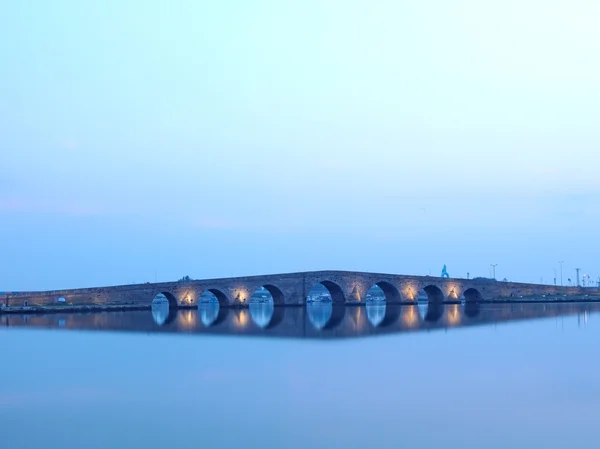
[306,302,346,330]
[249,302,275,328]
[5,302,600,338]
[366,302,386,327]
[307,302,332,330]
[365,283,404,328]
[198,302,228,327]
[151,293,177,326]
[417,302,428,320]
[248,286,286,328]
[418,302,444,323]
[464,301,481,318]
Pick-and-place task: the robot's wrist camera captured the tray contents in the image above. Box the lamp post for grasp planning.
[491,264,498,280]
[553,268,557,286]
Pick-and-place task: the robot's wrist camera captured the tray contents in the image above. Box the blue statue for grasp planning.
[441,264,450,278]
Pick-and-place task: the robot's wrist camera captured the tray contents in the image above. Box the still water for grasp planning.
[1,302,599,449]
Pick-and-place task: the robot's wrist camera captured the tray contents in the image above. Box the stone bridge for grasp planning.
[1,270,598,310]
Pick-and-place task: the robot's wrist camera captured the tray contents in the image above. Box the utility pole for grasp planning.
[576,268,581,287]
[559,261,564,286]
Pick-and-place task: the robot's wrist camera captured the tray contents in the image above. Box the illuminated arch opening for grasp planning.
[423,285,445,303]
[199,289,229,307]
[464,288,483,303]
[307,281,345,304]
[366,281,402,302]
[250,285,285,305]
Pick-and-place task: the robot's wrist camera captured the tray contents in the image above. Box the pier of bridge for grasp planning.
[1,270,598,311]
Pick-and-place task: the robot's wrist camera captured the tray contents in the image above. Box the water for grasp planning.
[1,302,599,449]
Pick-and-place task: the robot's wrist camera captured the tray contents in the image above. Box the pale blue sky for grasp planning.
[1,1,599,290]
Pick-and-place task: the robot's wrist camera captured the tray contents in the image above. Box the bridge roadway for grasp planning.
[2,302,598,339]
[1,270,599,310]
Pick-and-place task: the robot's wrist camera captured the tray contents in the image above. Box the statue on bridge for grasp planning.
[441,265,450,278]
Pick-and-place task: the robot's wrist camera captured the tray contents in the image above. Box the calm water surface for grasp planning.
[1,302,599,449]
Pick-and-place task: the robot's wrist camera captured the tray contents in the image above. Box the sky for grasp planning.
[1,0,599,290]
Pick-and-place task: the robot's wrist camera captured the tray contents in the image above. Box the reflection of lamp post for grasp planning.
[583,274,589,287]
[559,261,564,286]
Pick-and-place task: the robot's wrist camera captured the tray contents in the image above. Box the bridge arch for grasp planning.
[250,284,285,305]
[153,292,178,308]
[307,280,345,304]
[464,288,483,303]
[199,288,230,308]
[368,281,401,303]
[423,285,445,303]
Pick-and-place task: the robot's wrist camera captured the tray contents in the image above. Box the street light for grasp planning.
[491,264,498,280]
[553,268,557,285]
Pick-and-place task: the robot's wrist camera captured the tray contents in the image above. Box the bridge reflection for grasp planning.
[2,301,600,339]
